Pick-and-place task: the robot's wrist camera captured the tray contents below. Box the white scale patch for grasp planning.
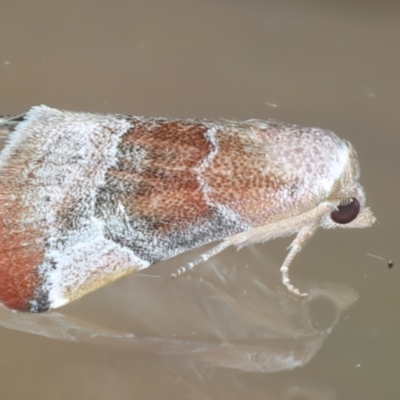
[6,106,149,308]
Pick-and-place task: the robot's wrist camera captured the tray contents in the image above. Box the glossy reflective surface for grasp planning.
[0,1,399,399]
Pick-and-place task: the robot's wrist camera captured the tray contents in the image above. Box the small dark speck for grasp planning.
[366,253,393,269]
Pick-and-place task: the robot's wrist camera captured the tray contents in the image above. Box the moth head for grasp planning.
[319,141,376,230]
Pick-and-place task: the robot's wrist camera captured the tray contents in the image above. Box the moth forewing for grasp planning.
[0,106,375,311]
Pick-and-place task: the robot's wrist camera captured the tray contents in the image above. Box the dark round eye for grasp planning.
[330,198,360,224]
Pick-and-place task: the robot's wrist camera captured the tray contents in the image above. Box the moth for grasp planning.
[0,106,375,312]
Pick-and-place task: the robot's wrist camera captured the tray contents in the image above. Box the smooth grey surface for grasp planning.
[0,1,399,399]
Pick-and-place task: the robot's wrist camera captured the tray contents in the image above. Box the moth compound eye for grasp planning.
[330,198,360,224]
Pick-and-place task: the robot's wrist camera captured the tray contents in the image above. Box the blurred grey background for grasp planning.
[0,1,399,399]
